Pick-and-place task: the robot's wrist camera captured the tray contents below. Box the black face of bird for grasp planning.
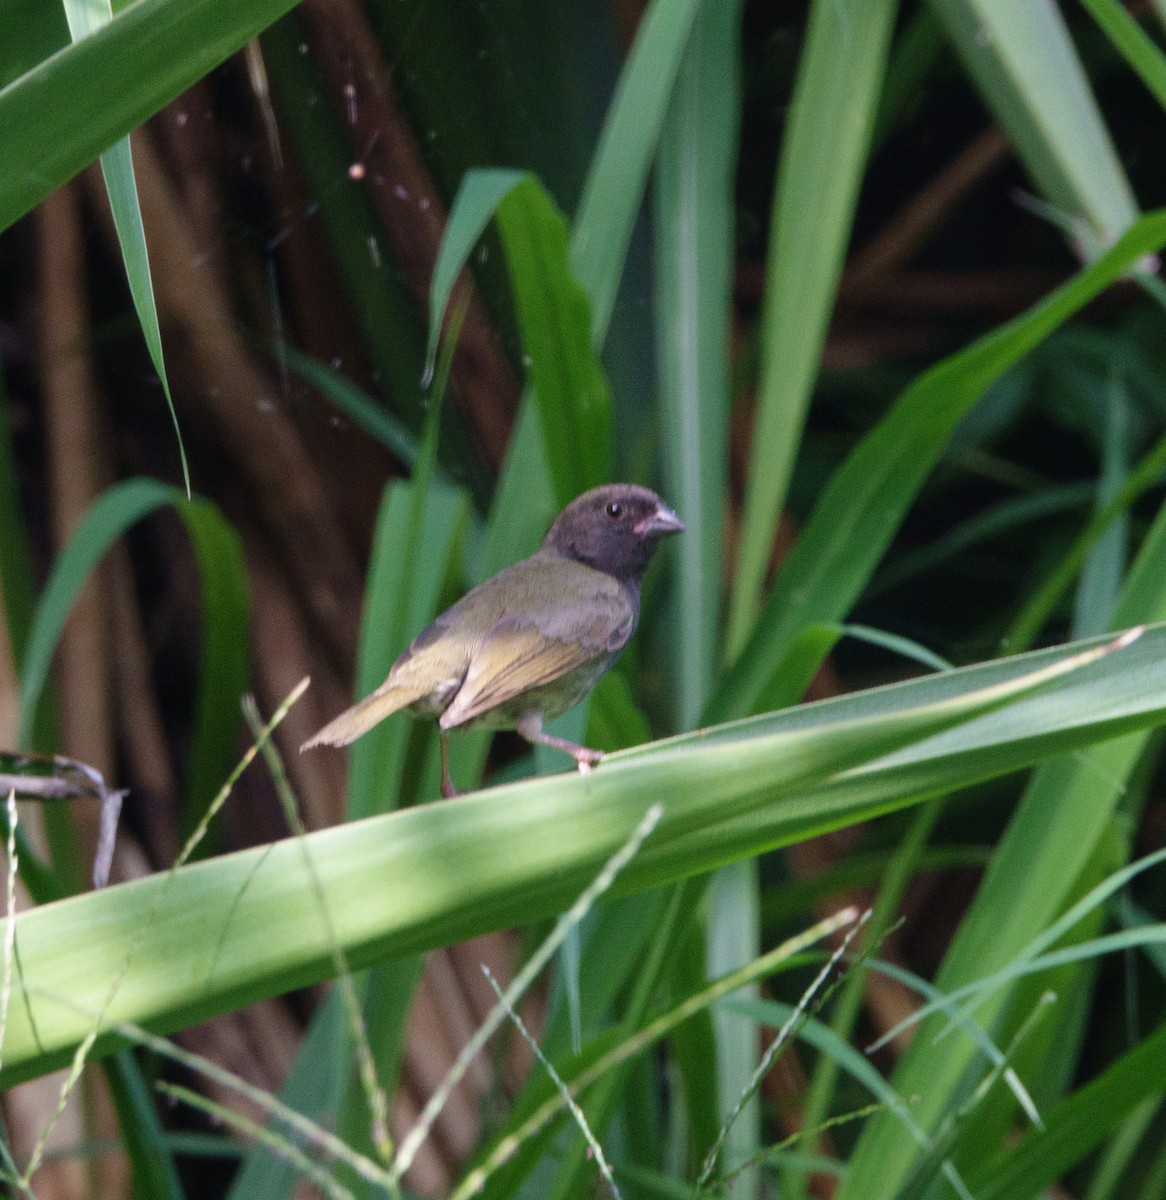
[542,484,684,583]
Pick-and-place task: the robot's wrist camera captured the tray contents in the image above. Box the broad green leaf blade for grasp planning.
[725,0,900,657]
[176,502,250,841]
[0,0,300,232]
[654,0,740,729]
[428,171,612,504]
[932,0,1139,253]
[3,624,1165,1083]
[711,210,1166,723]
[62,0,188,491]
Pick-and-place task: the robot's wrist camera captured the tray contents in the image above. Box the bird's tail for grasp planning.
[300,681,427,751]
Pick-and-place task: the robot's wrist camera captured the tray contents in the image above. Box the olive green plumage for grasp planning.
[302,484,683,796]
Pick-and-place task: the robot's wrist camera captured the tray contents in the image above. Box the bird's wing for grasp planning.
[439,572,635,729]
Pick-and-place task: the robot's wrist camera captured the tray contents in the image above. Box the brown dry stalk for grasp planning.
[36,184,116,792]
[389,1082,450,1198]
[843,127,1011,296]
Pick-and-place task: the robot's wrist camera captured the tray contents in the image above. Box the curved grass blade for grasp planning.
[570,0,702,345]
[425,169,524,386]
[18,479,250,840]
[429,171,611,505]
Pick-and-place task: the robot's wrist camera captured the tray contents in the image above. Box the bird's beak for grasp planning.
[636,502,685,538]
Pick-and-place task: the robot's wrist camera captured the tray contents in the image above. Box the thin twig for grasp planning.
[696,910,871,1191]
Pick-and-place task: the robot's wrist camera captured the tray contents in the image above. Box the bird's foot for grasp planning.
[575,747,603,775]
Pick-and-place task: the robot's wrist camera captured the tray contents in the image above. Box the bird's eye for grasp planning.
[606,501,622,519]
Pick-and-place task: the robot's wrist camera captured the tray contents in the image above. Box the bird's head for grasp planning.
[542,484,684,583]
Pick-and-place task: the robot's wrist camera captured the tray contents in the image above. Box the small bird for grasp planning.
[302,483,683,797]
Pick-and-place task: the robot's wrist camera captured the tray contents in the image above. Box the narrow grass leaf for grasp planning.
[729,997,972,1200]
[654,0,740,729]
[425,169,524,385]
[277,344,426,472]
[494,176,612,502]
[17,479,249,846]
[98,138,188,492]
[429,171,611,503]
[1083,1097,1158,1200]
[1081,0,1166,112]
[455,909,856,1200]
[1007,415,1166,652]
[104,1051,185,1200]
[571,0,702,344]
[19,478,178,744]
[1072,374,1130,636]
[177,501,250,842]
[726,0,900,656]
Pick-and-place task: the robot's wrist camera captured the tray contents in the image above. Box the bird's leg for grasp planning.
[516,712,604,774]
[440,733,461,798]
